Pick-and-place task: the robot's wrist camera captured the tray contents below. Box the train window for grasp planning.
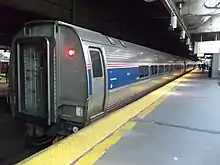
[106,37,116,45]
[165,65,169,72]
[151,65,158,75]
[170,65,173,72]
[151,66,154,75]
[175,65,180,70]
[145,66,149,76]
[89,50,103,78]
[139,66,149,78]
[155,66,158,75]
[139,66,145,78]
[159,65,164,74]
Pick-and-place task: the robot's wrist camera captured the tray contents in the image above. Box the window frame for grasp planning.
[165,65,169,72]
[89,48,104,78]
[151,65,158,76]
[159,65,164,74]
[170,65,174,72]
[139,65,149,78]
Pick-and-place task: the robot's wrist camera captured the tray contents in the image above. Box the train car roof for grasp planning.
[25,20,190,61]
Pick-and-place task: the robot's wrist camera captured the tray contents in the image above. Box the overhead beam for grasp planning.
[160,0,191,39]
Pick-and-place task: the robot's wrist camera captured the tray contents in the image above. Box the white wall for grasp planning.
[194,41,220,77]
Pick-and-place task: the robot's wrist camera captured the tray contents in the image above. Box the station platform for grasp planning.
[93,71,220,165]
[18,70,220,165]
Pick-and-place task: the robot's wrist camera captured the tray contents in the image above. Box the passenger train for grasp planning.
[9,20,196,144]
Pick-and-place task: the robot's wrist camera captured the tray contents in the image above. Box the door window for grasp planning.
[89,50,103,78]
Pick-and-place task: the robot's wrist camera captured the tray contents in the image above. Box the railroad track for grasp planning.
[0,96,47,165]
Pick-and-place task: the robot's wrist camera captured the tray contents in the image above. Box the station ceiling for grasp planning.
[0,0,197,60]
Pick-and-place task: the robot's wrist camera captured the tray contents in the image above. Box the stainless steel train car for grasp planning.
[9,20,196,144]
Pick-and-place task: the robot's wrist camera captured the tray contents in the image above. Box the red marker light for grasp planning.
[68,49,75,57]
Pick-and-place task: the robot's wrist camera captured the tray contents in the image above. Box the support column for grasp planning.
[212,53,220,78]
[218,50,220,78]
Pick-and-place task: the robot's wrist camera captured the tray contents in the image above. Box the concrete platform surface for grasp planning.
[95,72,220,165]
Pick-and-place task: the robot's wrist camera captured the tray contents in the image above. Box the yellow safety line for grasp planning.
[75,96,168,165]
[74,121,137,165]
[17,70,195,165]
[74,71,198,165]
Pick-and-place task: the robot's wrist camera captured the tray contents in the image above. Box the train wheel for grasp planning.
[25,133,53,146]
[24,126,53,146]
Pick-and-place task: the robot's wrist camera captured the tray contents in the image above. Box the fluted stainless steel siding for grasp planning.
[58,21,193,116]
